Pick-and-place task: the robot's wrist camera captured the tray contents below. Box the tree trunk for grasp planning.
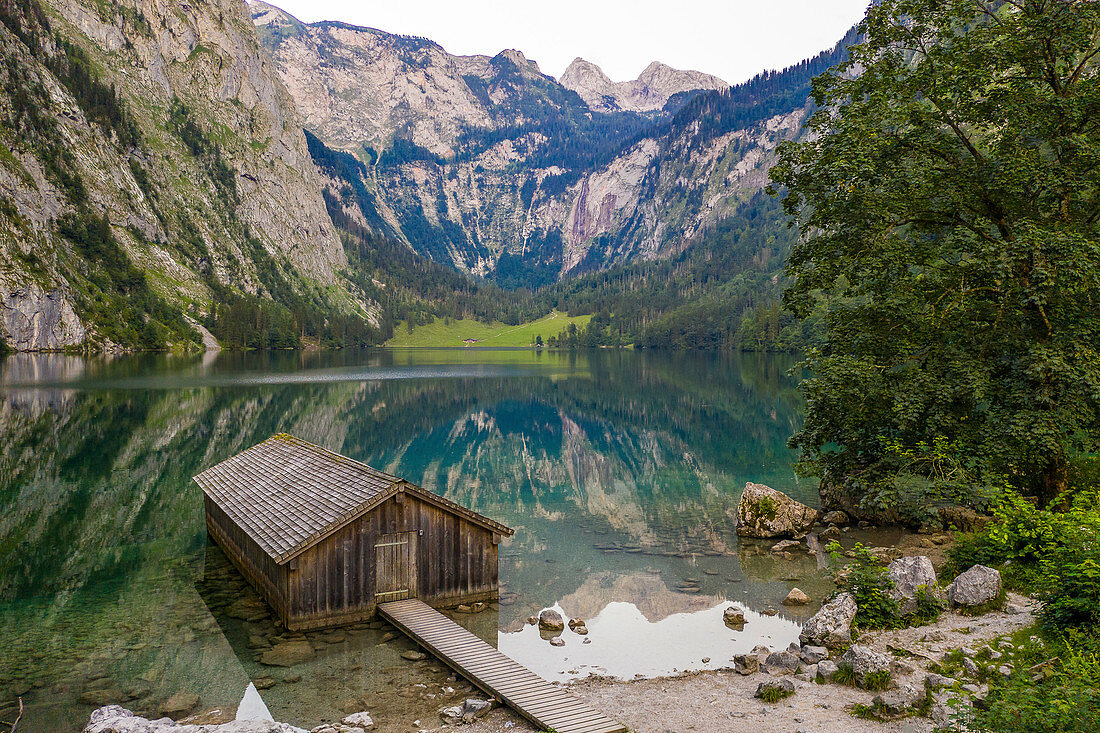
[1037,453,1070,509]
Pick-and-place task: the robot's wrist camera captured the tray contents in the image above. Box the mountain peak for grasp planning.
[560,58,728,113]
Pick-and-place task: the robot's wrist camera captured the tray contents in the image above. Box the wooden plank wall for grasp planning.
[205,496,289,620]
[283,493,499,628]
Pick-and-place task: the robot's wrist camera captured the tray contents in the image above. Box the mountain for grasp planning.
[0,0,859,353]
[559,58,729,113]
[0,0,376,352]
[253,1,856,289]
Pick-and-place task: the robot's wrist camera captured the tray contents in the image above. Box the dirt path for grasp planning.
[432,594,1035,733]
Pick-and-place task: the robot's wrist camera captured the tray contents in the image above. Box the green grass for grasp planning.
[386,311,593,348]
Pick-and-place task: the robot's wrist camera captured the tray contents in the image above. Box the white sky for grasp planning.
[256,0,870,85]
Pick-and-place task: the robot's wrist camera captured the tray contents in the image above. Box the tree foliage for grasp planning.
[772,0,1100,505]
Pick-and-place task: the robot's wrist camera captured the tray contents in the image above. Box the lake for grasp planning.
[0,348,858,731]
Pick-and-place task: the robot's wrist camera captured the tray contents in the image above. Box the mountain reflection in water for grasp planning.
[0,348,817,731]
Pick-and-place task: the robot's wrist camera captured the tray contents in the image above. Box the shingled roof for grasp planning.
[194,434,512,564]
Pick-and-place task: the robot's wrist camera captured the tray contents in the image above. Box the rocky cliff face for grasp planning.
[559,58,729,113]
[253,2,807,283]
[0,0,360,351]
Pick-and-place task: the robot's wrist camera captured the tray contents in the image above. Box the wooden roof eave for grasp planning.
[271,480,514,566]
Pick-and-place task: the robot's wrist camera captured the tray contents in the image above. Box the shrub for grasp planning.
[864,670,891,691]
[968,631,1100,733]
[827,542,902,629]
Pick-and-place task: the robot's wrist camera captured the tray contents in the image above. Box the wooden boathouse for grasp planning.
[194,433,514,630]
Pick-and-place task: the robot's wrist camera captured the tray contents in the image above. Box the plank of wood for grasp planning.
[379,599,626,733]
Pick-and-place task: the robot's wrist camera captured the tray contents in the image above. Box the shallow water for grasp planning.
[0,348,863,731]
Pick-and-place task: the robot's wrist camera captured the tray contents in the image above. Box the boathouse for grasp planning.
[194,434,514,630]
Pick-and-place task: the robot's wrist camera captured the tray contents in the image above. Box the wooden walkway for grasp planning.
[378,599,627,733]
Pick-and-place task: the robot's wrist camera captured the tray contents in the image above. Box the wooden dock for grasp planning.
[378,599,627,733]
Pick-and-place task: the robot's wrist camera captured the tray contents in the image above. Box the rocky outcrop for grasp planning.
[0,0,361,351]
[559,58,729,113]
[734,482,818,538]
[799,592,856,649]
[947,565,1002,608]
[83,706,307,733]
[886,556,938,615]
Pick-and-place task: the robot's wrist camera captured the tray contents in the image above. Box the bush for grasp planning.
[967,631,1100,733]
[827,542,902,630]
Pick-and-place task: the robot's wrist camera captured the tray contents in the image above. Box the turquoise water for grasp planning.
[0,348,833,731]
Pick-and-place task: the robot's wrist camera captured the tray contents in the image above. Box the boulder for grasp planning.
[799,592,857,649]
[735,483,817,538]
[819,525,843,542]
[770,539,802,553]
[838,645,892,685]
[938,506,990,533]
[763,650,800,675]
[886,555,938,615]
[83,706,309,733]
[817,659,839,680]
[549,636,565,647]
[800,646,827,664]
[783,588,810,606]
[821,510,850,526]
[723,607,746,626]
[754,677,795,700]
[568,617,586,629]
[873,684,924,715]
[260,640,315,667]
[572,625,589,635]
[732,654,759,675]
[538,609,565,633]
[947,565,1002,608]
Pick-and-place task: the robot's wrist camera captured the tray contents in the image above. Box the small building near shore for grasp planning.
[194,434,514,630]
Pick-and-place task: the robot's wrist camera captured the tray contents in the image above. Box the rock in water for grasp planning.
[549,636,565,647]
[538,608,565,632]
[732,654,759,675]
[799,592,856,649]
[400,650,427,661]
[260,640,315,667]
[887,556,938,615]
[821,510,850,526]
[734,483,817,538]
[947,565,1002,608]
[783,588,810,605]
[723,606,747,626]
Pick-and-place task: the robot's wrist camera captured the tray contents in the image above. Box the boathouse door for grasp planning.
[375,530,418,602]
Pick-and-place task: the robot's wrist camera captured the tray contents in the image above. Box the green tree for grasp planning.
[770,0,1100,506]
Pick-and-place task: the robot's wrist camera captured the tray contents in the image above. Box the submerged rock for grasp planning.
[159,692,200,718]
[887,555,938,615]
[799,592,856,649]
[260,640,314,667]
[947,565,1002,608]
[735,483,818,539]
